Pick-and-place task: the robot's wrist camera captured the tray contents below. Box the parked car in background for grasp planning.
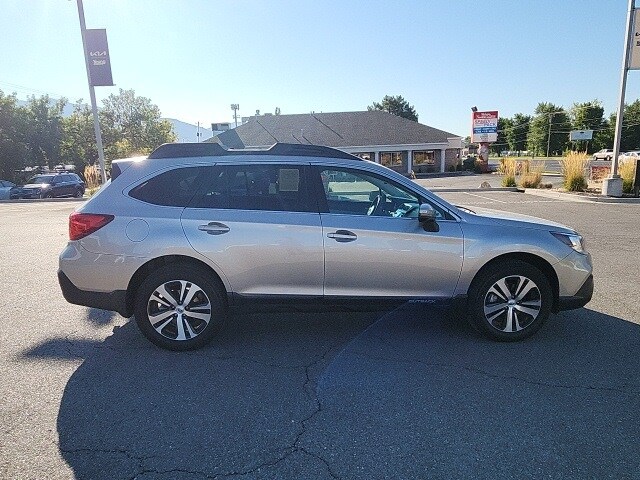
[620,151,640,162]
[58,142,594,351]
[592,149,614,161]
[13,173,85,199]
[0,180,16,200]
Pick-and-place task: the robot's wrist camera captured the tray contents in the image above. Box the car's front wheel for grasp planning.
[134,264,226,350]
[467,260,552,341]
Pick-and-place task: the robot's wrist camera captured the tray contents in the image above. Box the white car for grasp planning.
[592,149,614,161]
[0,180,16,200]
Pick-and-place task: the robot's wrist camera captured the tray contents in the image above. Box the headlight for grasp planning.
[551,232,585,253]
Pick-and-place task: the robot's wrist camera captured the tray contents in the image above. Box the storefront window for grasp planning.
[413,151,435,165]
[380,152,403,167]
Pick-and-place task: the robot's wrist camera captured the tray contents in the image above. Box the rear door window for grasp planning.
[190,164,314,212]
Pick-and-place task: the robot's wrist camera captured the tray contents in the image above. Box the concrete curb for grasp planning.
[0,197,87,204]
[522,188,640,204]
[429,187,524,193]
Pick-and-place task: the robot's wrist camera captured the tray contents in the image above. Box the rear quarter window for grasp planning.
[129,167,202,207]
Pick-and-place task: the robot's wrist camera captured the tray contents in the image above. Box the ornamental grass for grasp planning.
[560,152,589,192]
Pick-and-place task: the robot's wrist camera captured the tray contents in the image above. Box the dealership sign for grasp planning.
[631,9,640,69]
[472,111,498,143]
[85,29,114,86]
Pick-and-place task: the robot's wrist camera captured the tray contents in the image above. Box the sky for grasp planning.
[1,0,639,140]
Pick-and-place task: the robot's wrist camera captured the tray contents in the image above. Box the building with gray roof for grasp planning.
[207,110,462,174]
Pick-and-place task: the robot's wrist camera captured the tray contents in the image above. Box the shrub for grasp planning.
[84,165,102,190]
[519,162,543,188]
[560,152,589,192]
[619,159,636,194]
[501,157,517,187]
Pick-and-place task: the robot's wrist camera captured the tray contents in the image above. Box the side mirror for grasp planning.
[418,204,439,232]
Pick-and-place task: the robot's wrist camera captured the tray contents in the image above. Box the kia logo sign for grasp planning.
[84,29,113,86]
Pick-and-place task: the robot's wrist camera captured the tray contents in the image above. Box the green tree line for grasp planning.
[0,88,176,181]
[488,99,640,156]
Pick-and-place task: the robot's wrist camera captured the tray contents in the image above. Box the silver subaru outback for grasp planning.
[58,143,593,350]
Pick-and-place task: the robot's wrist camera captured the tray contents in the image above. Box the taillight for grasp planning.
[69,212,114,241]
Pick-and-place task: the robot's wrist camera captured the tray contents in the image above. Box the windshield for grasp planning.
[27,175,54,184]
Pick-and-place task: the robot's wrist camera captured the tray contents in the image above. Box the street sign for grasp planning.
[472,111,498,143]
[570,130,594,141]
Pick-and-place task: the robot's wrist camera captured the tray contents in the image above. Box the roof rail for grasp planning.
[147,142,361,161]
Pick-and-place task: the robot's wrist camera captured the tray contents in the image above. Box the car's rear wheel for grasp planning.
[134,264,226,350]
[74,188,83,198]
[467,260,552,341]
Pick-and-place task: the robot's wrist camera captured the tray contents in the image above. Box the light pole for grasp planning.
[231,104,239,127]
[604,0,637,197]
[76,0,107,184]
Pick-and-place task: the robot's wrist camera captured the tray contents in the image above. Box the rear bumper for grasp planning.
[557,274,593,311]
[58,270,130,317]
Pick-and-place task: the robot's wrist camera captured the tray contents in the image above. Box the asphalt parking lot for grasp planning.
[1,192,639,480]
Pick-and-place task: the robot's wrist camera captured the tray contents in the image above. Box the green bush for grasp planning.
[502,175,517,187]
[564,174,587,192]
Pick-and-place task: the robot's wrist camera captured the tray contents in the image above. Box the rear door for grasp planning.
[316,166,464,299]
[181,163,325,298]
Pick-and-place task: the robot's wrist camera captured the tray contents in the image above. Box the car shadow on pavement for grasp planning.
[23,306,640,480]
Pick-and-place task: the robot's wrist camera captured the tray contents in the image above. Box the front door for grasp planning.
[317,167,464,298]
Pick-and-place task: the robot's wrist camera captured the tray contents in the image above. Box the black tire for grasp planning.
[44,192,54,199]
[74,188,83,198]
[467,260,552,342]
[134,264,226,351]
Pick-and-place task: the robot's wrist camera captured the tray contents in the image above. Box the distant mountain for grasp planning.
[163,118,213,143]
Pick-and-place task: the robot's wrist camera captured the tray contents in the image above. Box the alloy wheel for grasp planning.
[147,280,212,341]
[483,275,542,333]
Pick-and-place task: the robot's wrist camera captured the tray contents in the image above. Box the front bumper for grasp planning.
[58,270,130,317]
[557,274,594,311]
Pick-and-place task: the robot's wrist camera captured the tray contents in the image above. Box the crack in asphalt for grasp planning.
[208,344,342,479]
[350,350,640,394]
[58,344,343,480]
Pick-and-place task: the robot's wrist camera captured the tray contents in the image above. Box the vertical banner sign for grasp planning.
[85,29,114,86]
[630,9,640,70]
[472,111,499,143]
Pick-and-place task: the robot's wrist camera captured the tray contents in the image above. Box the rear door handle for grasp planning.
[327,229,357,242]
[198,222,230,235]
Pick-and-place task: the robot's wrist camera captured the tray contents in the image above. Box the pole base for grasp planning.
[602,176,623,197]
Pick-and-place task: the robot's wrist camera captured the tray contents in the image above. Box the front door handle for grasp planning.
[327,229,357,242]
[198,222,230,235]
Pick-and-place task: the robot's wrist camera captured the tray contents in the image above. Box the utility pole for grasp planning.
[76,0,107,184]
[231,104,239,127]
[604,0,638,197]
[546,112,555,159]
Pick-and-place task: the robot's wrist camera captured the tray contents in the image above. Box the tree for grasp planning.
[0,90,30,180]
[368,95,418,121]
[569,101,605,153]
[506,113,532,154]
[60,100,98,172]
[100,89,176,161]
[527,102,570,156]
[608,100,640,151]
[491,117,513,155]
[24,95,67,168]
